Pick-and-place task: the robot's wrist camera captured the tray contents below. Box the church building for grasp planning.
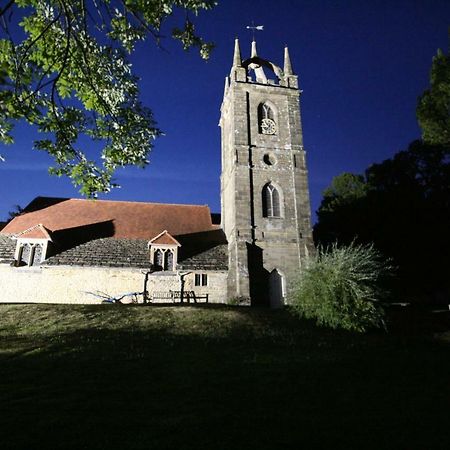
[0,39,314,307]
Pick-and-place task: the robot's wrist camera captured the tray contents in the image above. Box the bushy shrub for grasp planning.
[228,296,250,306]
[289,243,391,332]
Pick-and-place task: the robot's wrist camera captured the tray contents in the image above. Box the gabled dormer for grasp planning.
[13,224,53,266]
[148,230,181,271]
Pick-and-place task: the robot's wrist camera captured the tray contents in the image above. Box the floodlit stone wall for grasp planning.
[220,70,314,304]
[0,265,228,304]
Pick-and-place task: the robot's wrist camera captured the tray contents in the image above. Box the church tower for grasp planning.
[220,39,314,307]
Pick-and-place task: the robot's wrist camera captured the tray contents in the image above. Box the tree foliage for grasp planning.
[0,0,216,196]
[289,243,389,333]
[318,172,367,213]
[314,140,450,303]
[314,43,450,303]
[417,48,450,146]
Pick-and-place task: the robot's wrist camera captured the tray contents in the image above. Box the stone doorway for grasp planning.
[269,269,284,308]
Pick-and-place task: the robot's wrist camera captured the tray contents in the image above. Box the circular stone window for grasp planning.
[263,154,276,166]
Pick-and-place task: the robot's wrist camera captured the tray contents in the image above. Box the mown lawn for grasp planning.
[0,304,449,450]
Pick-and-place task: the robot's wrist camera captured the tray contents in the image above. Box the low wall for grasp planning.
[0,264,228,304]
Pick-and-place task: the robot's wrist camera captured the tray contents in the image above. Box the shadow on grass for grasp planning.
[0,305,449,450]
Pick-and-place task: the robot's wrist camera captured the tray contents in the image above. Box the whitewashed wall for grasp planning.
[0,265,228,304]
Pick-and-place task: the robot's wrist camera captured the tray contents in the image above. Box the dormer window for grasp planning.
[152,248,175,271]
[148,230,181,272]
[17,243,44,266]
[13,224,52,267]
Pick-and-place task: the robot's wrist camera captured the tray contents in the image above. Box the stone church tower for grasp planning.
[220,39,314,307]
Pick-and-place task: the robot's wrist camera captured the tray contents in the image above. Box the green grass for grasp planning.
[0,304,449,450]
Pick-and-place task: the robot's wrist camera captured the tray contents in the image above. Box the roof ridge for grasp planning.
[65,197,210,208]
[14,223,52,240]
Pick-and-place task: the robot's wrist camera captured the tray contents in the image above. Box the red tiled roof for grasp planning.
[149,230,181,246]
[2,197,216,240]
[15,224,52,240]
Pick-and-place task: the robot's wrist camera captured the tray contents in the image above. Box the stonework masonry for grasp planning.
[0,39,314,307]
[220,39,314,307]
[0,265,227,304]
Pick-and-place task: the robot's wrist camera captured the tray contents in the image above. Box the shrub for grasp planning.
[228,296,250,306]
[289,242,391,332]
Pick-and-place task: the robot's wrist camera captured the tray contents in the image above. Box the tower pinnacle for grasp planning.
[251,40,258,58]
[284,46,294,75]
[229,38,246,82]
[232,38,242,68]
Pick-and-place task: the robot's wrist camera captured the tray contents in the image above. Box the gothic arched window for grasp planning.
[258,103,277,135]
[20,244,30,265]
[154,249,163,270]
[164,250,174,271]
[262,183,281,218]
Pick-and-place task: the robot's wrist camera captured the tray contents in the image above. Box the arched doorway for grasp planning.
[269,269,284,308]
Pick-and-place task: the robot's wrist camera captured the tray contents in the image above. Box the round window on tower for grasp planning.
[263,154,276,166]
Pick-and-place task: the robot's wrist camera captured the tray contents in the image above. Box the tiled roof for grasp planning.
[0,235,15,264]
[14,224,53,240]
[178,244,228,271]
[149,230,181,246]
[45,238,151,268]
[43,235,228,271]
[1,197,228,271]
[177,229,228,270]
[2,197,216,239]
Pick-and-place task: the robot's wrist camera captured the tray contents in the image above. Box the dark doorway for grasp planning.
[269,269,284,308]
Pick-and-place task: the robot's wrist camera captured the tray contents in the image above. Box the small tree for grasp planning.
[289,243,391,332]
[417,47,450,146]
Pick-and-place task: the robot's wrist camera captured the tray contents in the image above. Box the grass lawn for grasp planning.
[0,304,449,450]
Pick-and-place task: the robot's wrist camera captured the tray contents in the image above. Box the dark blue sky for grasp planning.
[1,0,449,221]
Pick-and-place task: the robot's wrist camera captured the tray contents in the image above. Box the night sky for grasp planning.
[1,0,449,222]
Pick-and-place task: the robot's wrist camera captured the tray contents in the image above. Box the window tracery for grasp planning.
[16,242,44,266]
[258,103,277,135]
[152,247,176,271]
[164,250,174,271]
[154,249,163,269]
[262,183,281,218]
[148,231,180,272]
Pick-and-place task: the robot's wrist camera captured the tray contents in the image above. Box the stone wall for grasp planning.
[220,68,314,304]
[0,265,228,304]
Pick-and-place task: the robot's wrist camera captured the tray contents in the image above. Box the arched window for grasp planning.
[21,244,30,265]
[148,231,180,272]
[262,183,281,218]
[164,250,174,271]
[258,103,277,135]
[154,249,163,270]
[31,244,42,266]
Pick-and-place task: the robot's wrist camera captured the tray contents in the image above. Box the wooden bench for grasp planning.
[150,290,209,304]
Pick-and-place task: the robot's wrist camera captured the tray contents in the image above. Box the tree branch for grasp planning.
[0,0,15,19]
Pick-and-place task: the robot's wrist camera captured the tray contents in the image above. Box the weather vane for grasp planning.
[246,22,264,40]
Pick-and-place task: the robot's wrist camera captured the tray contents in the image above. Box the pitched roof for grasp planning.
[14,224,53,240]
[2,197,217,240]
[0,235,15,264]
[178,244,228,271]
[45,238,151,269]
[149,230,181,246]
[43,233,228,270]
